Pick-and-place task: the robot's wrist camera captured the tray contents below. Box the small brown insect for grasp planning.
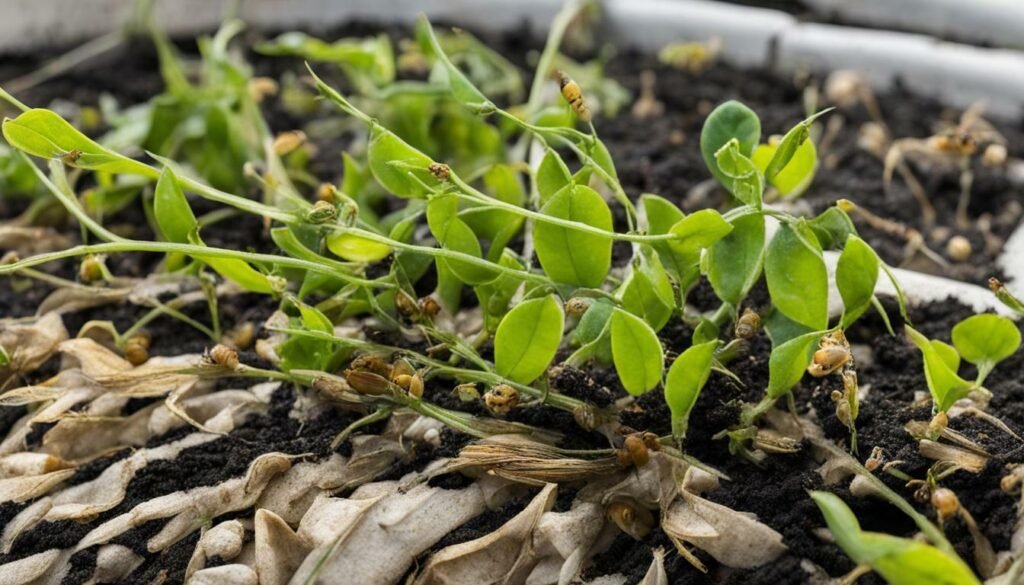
[419,295,441,318]
[123,333,151,366]
[208,344,240,370]
[428,162,451,182]
[564,297,591,317]
[734,308,761,340]
[62,149,82,165]
[556,70,591,123]
[618,433,650,467]
[484,384,519,414]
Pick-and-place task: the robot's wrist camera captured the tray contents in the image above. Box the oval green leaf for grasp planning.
[905,325,975,412]
[665,340,718,440]
[767,329,824,399]
[836,235,879,328]
[700,100,761,196]
[951,314,1021,383]
[495,295,564,384]
[766,221,828,330]
[534,184,613,288]
[708,211,765,306]
[610,308,665,396]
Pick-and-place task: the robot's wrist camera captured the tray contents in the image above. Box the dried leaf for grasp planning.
[254,509,311,585]
[663,490,786,568]
[0,313,68,381]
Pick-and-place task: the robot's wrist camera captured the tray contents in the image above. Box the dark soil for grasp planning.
[0,17,1022,585]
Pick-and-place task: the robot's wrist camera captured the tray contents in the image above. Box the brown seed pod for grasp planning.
[734,308,761,339]
[484,384,519,415]
[123,333,151,366]
[556,70,591,123]
[930,487,960,521]
[428,162,451,182]
[349,354,393,379]
[344,370,393,396]
[407,374,424,399]
[208,344,240,370]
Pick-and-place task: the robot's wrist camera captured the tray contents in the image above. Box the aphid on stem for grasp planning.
[61,148,82,166]
[734,308,761,340]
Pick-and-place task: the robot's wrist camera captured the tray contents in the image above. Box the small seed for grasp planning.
[407,374,424,399]
[247,77,279,102]
[865,446,884,471]
[344,370,392,396]
[228,322,256,350]
[930,488,960,521]
[928,411,949,438]
[807,346,851,377]
[123,333,151,366]
[272,131,306,156]
[641,432,661,452]
[607,500,653,540]
[454,383,480,402]
[824,70,867,108]
[484,384,519,414]
[317,182,337,202]
[208,344,240,370]
[946,235,972,262]
[419,295,441,318]
[79,255,105,284]
[395,290,421,318]
[982,143,1008,168]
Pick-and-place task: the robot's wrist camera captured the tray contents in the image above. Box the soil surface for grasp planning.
[0,18,1022,585]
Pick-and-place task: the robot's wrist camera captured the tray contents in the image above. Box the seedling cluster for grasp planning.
[0,5,1020,584]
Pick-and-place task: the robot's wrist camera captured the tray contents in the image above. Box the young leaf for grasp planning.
[760,109,830,181]
[536,149,573,205]
[418,17,492,112]
[932,340,961,372]
[767,329,825,399]
[664,340,718,440]
[153,167,198,244]
[3,109,156,178]
[714,138,764,208]
[752,137,816,199]
[836,235,880,328]
[700,101,761,196]
[811,492,980,585]
[534,184,613,288]
[620,245,675,331]
[367,124,438,198]
[905,325,975,412]
[766,221,828,330]
[326,232,392,262]
[610,308,665,396]
[495,295,564,384]
[427,195,499,285]
[707,211,765,306]
[951,314,1021,384]
[808,206,857,250]
[641,194,689,284]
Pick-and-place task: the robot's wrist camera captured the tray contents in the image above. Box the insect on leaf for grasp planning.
[494,295,564,384]
[533,184,613,288]
[3,109,156,178]
[664,340,718,440]
[610,308,665,396]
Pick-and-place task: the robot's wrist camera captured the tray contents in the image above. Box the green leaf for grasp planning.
[665,340,718,440]
[326,232,392,262]
[610,308,665,395]
[257,32,394,86]
[463,163,525,258]
[0,345,8,367]
[836,235,880,329]
[495,295,564,384]
[641,194,691,285]
[951,314,1021,384]
[620,245,675,331]
[153,167,197,244]
[752,137,816,199]
[905,325,976,412]
[534,184,613,288]
[766,221,828,330]
[368,124,438,199]
[714,138,764,208]
[767,329,825,399]
[185,231,274,294]
[932,340,961,372]
[811,492,980,585]
[426,194,499,285]
[536,148,573,206]
[700,100,761,197]
[475,251,526,331]
[418,17,492,112]
[3,109,156,178]
[708,211,765,306]
[808,206,858,250]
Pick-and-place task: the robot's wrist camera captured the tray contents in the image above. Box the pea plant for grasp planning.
[0,6,925,473]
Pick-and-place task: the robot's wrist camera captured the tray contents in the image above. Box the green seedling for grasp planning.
[989,278,1024,316]
[812,491,980,585]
